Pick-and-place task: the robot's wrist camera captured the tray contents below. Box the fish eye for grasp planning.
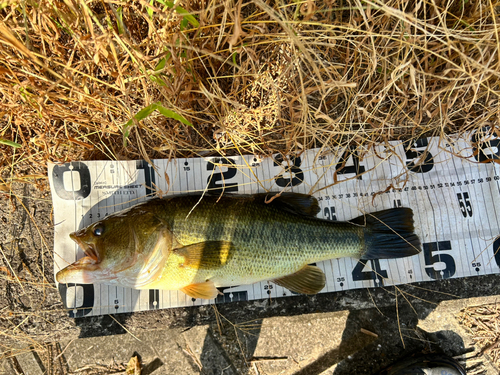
[93,224,104,236]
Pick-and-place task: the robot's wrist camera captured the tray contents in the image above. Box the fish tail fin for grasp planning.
[353,208,421,259]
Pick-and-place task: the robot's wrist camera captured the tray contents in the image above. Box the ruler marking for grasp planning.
[463,155,483,275]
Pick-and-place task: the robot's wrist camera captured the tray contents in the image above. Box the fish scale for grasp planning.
[153,195,364,288]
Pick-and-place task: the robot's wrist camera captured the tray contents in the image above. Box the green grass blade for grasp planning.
[176,9,199,28]
[147,0,154,19]
[155,104,193,127]
[155,0,199,27]
[122,103,159,146]
[180,17,189,31]
[123,102,192,146]
[116,6,124,34]
[0,138,21,148]
[150,75,168,86]
[155,57,166,71]
[134,103,160,121]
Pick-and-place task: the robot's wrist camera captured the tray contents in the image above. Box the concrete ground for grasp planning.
[4,276,500,375]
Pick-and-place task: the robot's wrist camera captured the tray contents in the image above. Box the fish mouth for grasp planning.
[57,233,105,284]
[69,232,100,264]
[55,255,101,284]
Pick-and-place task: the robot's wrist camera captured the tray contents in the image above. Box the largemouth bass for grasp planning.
[56,193,421,299]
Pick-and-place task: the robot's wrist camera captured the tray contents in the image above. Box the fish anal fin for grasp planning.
[181,281,220,300]
[272,265,325,294]
[174,241,234,270]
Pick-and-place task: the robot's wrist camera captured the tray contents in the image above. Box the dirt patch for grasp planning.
[458,303,500,372]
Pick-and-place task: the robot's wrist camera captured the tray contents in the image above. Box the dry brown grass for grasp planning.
[1,0,499,182]
[0,0,500,371]
[458,303,500,371]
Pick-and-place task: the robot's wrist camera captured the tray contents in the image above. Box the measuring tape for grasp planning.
[49,128,500,317]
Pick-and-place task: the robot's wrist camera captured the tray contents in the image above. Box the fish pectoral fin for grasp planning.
[181,281,220,300]
[272,265,325,295]
[174,241,234,270]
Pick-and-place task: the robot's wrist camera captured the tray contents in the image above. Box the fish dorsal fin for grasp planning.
[173,241,234,270]
[272,265,325,294]
[256,192,320,217]
[181,281,220,299]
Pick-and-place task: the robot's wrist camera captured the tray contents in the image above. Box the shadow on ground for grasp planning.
[69,274,499,374]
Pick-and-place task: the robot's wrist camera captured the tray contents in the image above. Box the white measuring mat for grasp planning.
[49,129,500,317]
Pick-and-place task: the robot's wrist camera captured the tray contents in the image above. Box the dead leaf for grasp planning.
[164,170,170,194]
[126,356,141,375]
[300,0,316,21]
[228,0,247,52]
[0,183,11,193]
